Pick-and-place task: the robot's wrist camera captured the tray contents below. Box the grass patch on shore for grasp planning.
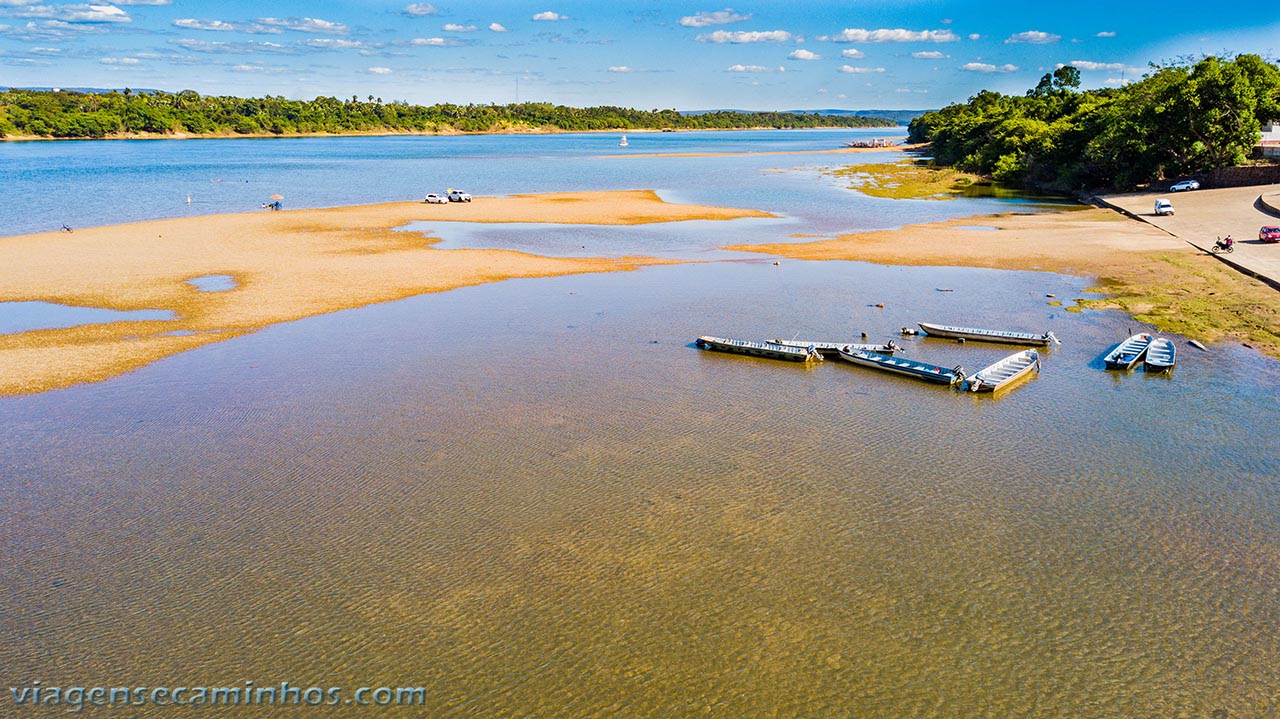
[828,161,982,200]
[1081,253,1280,356]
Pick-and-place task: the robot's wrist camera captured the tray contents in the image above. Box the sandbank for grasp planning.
[727,197,1280,356]
[0,190,773,396]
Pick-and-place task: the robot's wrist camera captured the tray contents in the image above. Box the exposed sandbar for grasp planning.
[0,190,774,396]
[728,203,1280,356]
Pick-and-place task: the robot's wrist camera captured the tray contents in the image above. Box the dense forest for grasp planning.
[0,89,894,139]
[908,54,1280,192]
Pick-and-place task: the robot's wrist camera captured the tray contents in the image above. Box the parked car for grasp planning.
[1154,198,1174,216]
[1170,179,1200,192]
[1260,226,1280,243]
[423,193,448,204]
[447,189,472,202]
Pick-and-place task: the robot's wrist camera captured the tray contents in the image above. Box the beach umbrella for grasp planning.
[270,194,284,200]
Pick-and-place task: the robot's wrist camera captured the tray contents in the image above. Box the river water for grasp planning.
[2,129,1279,717]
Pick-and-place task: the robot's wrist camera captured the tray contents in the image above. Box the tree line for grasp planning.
[907,54,1280,192]
[0,89,895,139]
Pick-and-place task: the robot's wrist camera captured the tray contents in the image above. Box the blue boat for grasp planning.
[835,348,964,385]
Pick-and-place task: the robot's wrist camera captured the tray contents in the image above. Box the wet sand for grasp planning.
[0,190,772,396]
[728,197,1280,356]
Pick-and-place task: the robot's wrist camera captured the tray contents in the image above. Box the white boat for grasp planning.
[618,135,628,146]
[835,348,964,385]
[1103,333,1153,370]
[696,336,821,362]
[967,349,1040,392]
[1143,337,1176,372]
[772,339,899,356]
[917,322,1059,346]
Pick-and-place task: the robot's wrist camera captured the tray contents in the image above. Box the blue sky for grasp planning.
[1,1,1277,110]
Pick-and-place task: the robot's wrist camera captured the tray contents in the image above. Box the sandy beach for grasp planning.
[729,186,1280,357]
[0,190,772,396]
[4,183,1279,396]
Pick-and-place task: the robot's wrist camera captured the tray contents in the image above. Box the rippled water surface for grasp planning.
[3,132,1280,718]
[4,259,1280,717]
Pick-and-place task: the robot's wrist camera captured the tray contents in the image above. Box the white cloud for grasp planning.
[1096,31,1116,38]
[532,11,565,21]
[1005,30,1059,44]
[368,66,392,74]
[173,18,281,34]
[1067,60,1124,71]
[1104,77,1130,86]
[488,22,506,32]
[822,28,957,43]
[727,64,770,72]
[98,56,139,63]
[442,23,476,32]
[839,65,885,73]
[402,3,437,16]
[257,17,349,35]
[697,29,791,43]
[608,65,631,73]
[409,37,450,46]
[679,9,750,28]
[13,4,133,23]
[111,0,170,4]
[172,38,293,54]
[841,48,864,59]
[968,33,980,40]
[231,64,267,72]
[305,38,365,49]
[961,62,1018,73]
[912,50,944,59]
[788,49,820,60]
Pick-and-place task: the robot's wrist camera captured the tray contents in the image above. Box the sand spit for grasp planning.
[0,190,773,395]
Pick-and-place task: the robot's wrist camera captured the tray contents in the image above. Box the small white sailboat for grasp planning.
[618,135,628,147]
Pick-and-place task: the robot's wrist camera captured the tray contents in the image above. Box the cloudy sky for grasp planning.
[1,0,1277,110]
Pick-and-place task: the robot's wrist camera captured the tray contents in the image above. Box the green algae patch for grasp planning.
[828,161,982,200]
[1080,253,1280,356]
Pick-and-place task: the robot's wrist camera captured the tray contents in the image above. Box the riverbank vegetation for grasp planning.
[827,161,982,200]
[907,54,1280,192]
[0,89,895,140]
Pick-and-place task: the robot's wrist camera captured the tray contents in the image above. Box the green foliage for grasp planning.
[0,89,895,140]
[908,55,1280,191]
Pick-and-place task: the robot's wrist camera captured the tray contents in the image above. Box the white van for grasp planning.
[1154,198,1174,216]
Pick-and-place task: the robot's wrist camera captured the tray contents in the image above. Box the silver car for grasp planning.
[423,193,448,204]
[1170,179,1200,192]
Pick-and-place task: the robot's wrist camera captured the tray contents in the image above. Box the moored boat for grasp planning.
[835,348,964,385]
[917,322,1059,346]
[1103,333,1153,370]
[967,349,1040,392]
[696,336,822,362]
[1143,337,1176,372]
[772,339,900,356]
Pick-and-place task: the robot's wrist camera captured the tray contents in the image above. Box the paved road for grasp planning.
[1098,184,1280,289]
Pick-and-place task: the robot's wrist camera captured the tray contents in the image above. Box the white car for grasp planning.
[1170,179,1200,192]
[423,193,448,204]
[1154,198,1174,216]
[447,189,472,202]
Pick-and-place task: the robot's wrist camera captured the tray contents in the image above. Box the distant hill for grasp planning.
[2,86,163,94]
[683,108,931,125]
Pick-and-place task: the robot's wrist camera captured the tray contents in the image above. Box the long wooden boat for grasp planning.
[917,322,1060,346]
[967,349,1040,392]
[772,339,900,356]
[835,348,964,385]
[1143,337,1176,372]
[696,336,822,362]
[1103,333,1153,370]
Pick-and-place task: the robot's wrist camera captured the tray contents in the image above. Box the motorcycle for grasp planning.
[1211,235,1235,254]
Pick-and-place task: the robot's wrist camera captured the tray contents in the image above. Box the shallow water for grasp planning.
[2,258,1279,717]
[186,274,237,292]
[0,300,173,334]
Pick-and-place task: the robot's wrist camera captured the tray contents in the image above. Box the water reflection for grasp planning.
[0,300,173,334]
